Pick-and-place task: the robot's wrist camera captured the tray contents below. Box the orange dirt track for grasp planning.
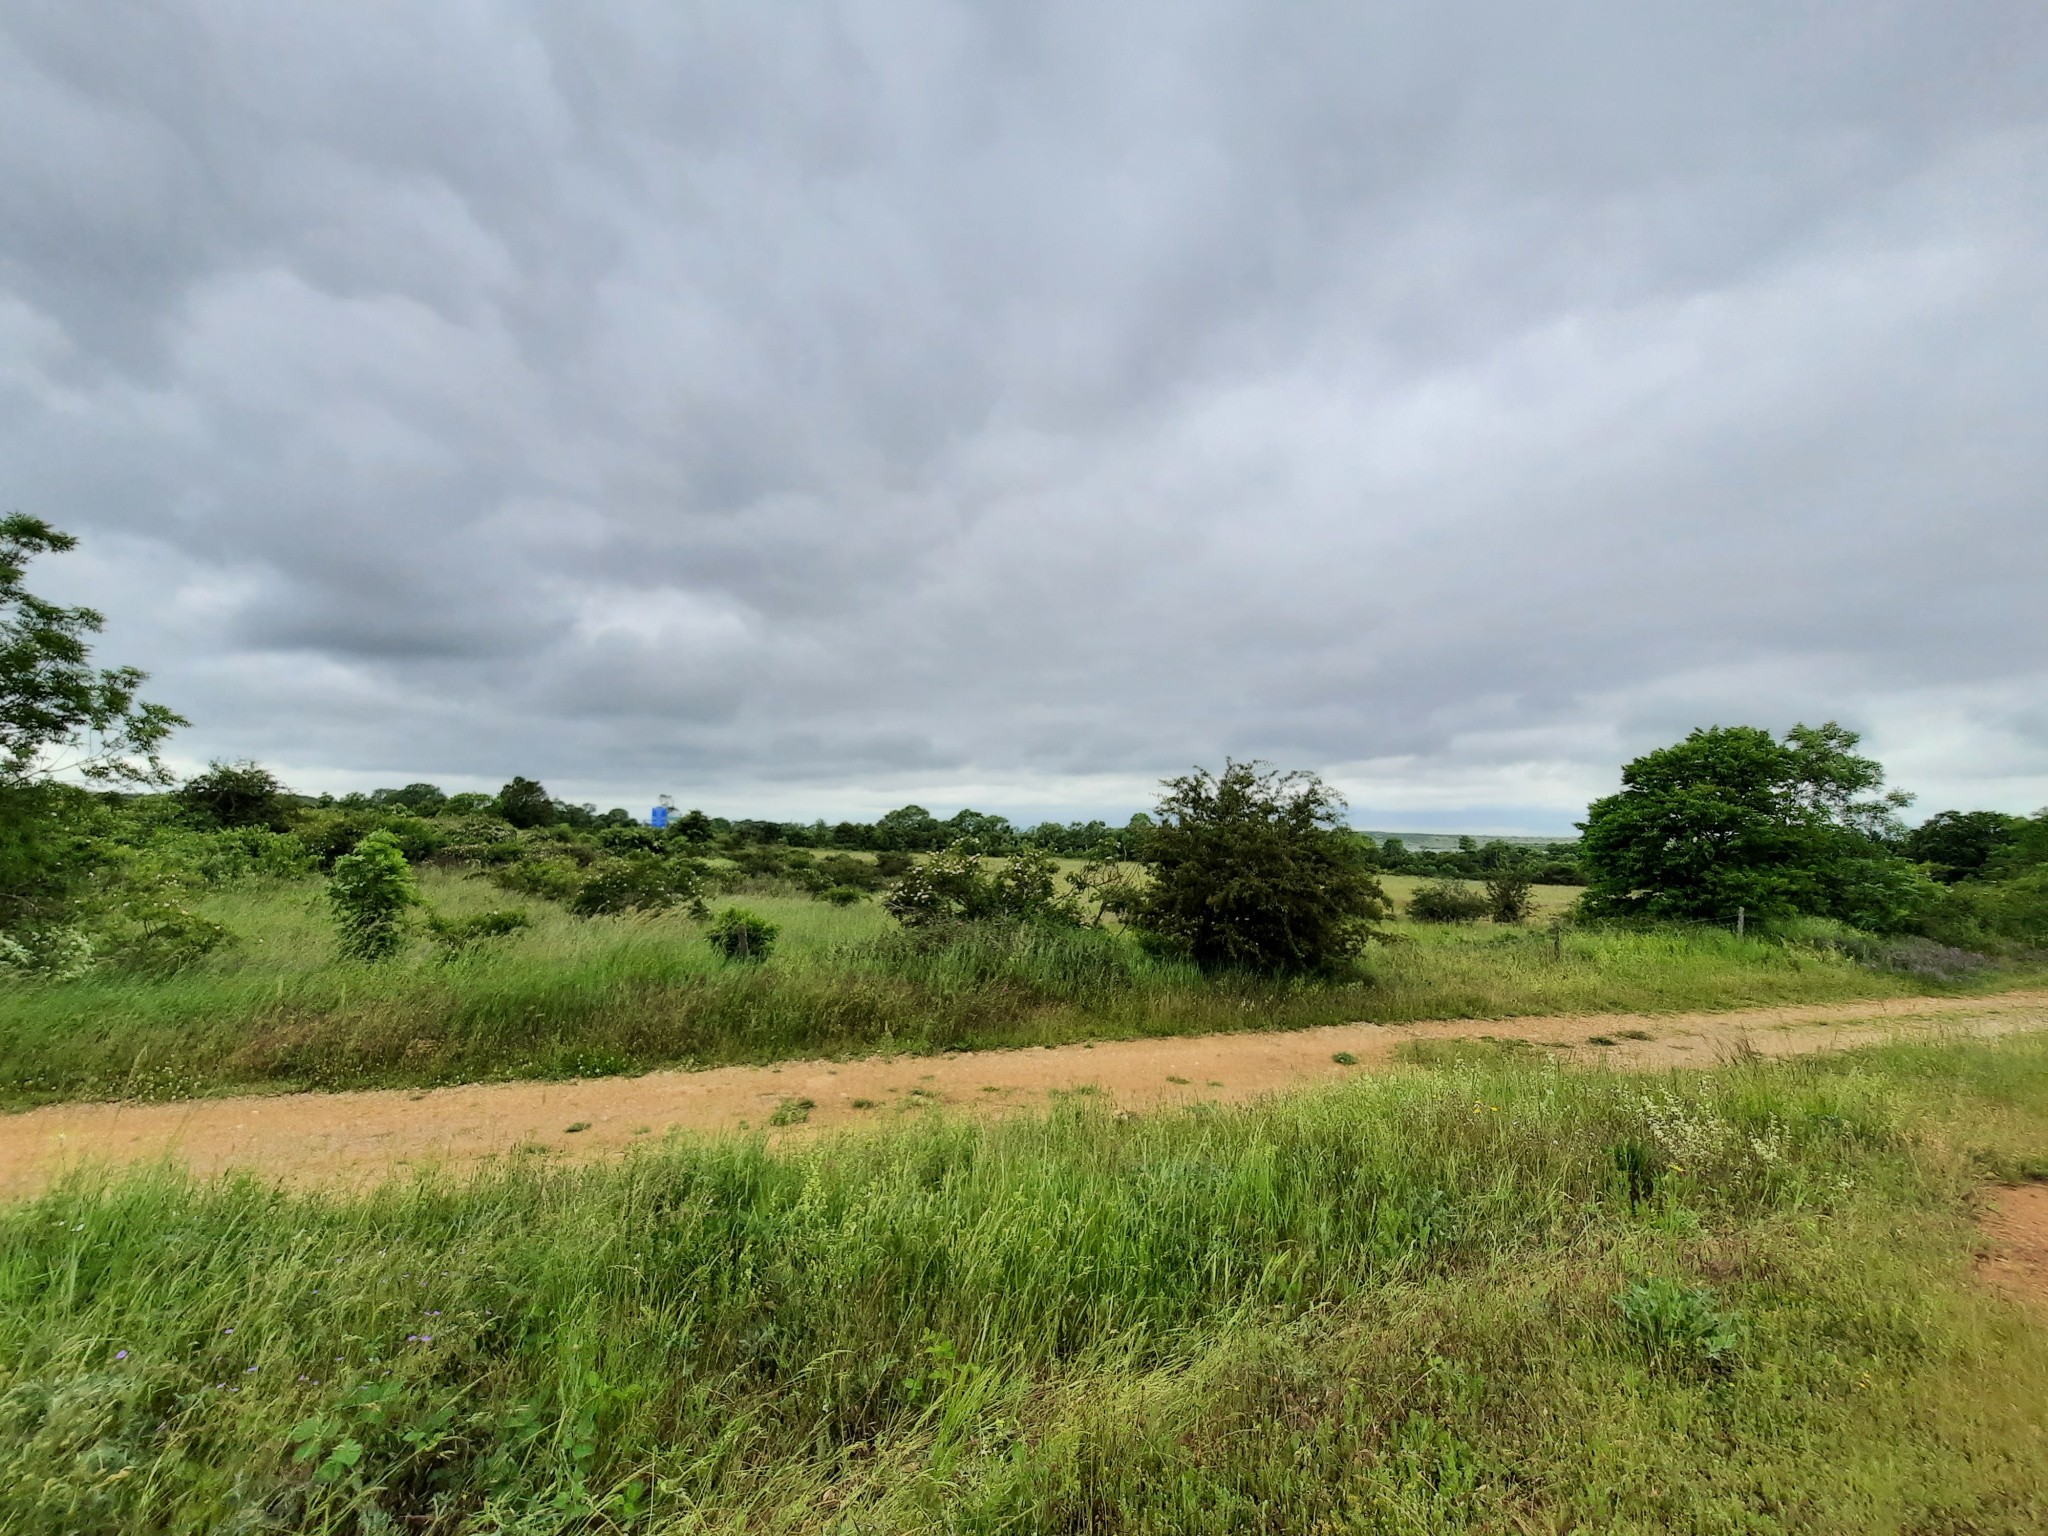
[5,989,2047,1198]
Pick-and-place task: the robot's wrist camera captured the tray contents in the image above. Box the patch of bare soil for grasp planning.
[4,988,2046,1198]
[1980,1184,2048,1316]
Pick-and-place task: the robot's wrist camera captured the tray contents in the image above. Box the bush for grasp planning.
[820,885,865,906]
[707,906,778,962]
[424,908,530,958]
[1131,761,1389,974]
[485,858,584,904]
[1408,880,1489,923]
[326,832,419,961]
[883,845,1074,928]
[1483,870,1534,923]
[175,760,289,830]
[569,856,708,918]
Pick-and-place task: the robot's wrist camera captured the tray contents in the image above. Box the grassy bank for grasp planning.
[1,871,2032,1108]
[6,1034,2048,1531]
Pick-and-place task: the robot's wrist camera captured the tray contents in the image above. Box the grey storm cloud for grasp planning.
[2,2,2045,827]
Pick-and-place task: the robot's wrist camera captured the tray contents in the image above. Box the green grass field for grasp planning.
[0,869,2032,1108]
[6,1033,2048,1532]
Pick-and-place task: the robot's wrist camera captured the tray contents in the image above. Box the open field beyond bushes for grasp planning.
[1,869,2036,1108]
[6,1033,2048,1532]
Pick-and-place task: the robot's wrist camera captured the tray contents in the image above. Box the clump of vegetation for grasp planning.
[1616,1276,1742,1370]
[707,906,778,961]
[568,855,709,918]
[1131,760,1389,973]
[1484,868,1534,923]
[1407,879,1490,923]
[325,831,419,961]
[423,907,530,958]
[883,844,1072,927]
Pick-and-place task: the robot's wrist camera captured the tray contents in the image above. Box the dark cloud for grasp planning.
[2,2,2045,828]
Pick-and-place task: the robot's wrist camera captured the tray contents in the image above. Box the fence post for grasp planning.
[1736,905,1745,939]
[1552,917,1562,961]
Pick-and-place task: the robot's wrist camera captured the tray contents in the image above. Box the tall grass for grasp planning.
[6,1036,2048,1531]
[0,871,2032,1107]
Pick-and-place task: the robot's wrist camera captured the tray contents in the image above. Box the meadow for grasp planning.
[0,866,2021,1109]
[5,1032,2048,1532]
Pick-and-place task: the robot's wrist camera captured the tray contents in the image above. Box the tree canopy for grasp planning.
[1132,760,1389,973]
[1578,722,1915,924]
[0,514,182,786]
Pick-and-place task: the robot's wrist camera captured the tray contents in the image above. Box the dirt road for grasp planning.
[5,988,2046,1198]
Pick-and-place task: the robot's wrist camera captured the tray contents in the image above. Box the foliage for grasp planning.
[1904,809,2023,883]
[569,856,709,919]
[0,514,184,787]
[882,844,1075,928]
[294,808,447,870]
[1616,1277,1742,1369]
[1579,722,1920,926]
[1483,869,1534,923]
[174,760,289,829]
[424,907,530,958]
[494,776,555,830]
[1133,761,1390,973]
[1407,879,1490,923]
[0,782,102,936]
[325,832,419,961]
[707,906,778,961]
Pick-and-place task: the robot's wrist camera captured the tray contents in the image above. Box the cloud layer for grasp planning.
[4,3,2045,828]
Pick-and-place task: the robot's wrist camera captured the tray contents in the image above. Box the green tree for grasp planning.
[1130,760,1390,973]
[0,514,184,787]
[326,831,419,960]
[495,777,555,829]
[1579,722,1916,924]
[0,515,183,938]
[177,760,289,829]
[1903,810,2023,883]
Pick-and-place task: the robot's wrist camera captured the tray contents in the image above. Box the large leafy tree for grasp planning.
[1579,722,1914,924]
[1132,760,1390,973]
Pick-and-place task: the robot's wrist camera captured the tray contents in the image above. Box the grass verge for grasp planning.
[0,872,2036,1107]
[5,1034,2048,1531]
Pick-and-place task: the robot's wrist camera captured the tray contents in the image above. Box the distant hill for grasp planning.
[1356,830,1578,852]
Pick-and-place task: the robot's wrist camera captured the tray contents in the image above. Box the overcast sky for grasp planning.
[3,4,2044,831]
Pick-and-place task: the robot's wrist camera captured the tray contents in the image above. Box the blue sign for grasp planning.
[650,806,669,829]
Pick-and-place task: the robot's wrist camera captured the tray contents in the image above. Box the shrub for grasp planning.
[569,856,708,918]
[1130,761,1389,974]
[883,845,1074,928]
[175,759,290,829]
[1483,870,1534,923]
[1408,880,1489,923]
[0,925,95,980]
[486,858,584,904]
[424,908,530,957]
[707,906,778,962]
[820,885,865,906]
[326,831,419,961]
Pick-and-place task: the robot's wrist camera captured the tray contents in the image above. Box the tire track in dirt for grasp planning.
[6,988,2047,1198]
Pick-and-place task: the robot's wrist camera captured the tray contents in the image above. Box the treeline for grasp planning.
[1364,835,1585,885]
[290,774,1157,859]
